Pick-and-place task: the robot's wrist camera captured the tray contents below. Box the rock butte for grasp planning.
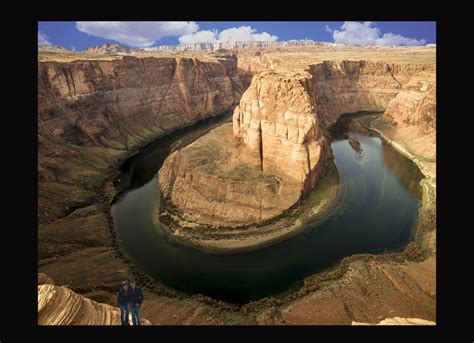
[158,60,436,227]
[37,44,436,325]
[159,123,307,226]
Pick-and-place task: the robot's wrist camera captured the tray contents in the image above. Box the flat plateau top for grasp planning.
[37,51,223,63]
[38,45,436,65]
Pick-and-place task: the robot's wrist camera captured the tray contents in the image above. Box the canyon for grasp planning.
[38,53,246,224]
[37,44,436,325]
[38,52,247,306]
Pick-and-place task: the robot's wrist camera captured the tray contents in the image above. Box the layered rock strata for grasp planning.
[352,317,435,325]
[38,54,245,221]
[37,48,436,325]
[38,55,244,153]
[159,123,304,226]
[38,273,151,325]
[379,71,436,160]
[159,70,329,227]
[37,55,246,293]
[159,60,436,228]
[308,61,435,126]
[38,283,151,325]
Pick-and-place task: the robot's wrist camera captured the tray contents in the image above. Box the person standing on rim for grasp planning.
[128,281,144,325]
[117,281,130,326]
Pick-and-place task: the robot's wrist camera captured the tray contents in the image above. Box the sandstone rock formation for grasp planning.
[380,71,436,160]
[352,317,435,325]
[159,123,304,226]
[158,59,435,228]
[38,283,151,325]
[38,55,244,152]
[38,54,244,220]
[38,272,55,285]
[159,68,330,227]
[37,54,246,296]
[233,70,330,191]
[38,45,436,326]
[308,61,428,125]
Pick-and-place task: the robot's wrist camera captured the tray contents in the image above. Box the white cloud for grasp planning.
[38,31,52,45]
[218,26,278,42]
[178,25,278,44]
[332,21,426,46]
[76,21,199,47]
[250,31,278,42]
[324,25,333,33]
[179,30,217,44]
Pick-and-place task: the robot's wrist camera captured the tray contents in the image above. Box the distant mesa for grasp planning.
[37,40,346,56]
[38,40,437,56]
[144,40,325,52]
[38,44,72,53]
[84,43,133,55]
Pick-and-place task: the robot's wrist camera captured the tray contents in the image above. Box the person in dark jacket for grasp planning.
[128,281,144,325]
[117,281,130,326]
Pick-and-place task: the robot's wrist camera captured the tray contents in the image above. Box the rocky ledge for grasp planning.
[352,317,435,325]
[38,273,151,325]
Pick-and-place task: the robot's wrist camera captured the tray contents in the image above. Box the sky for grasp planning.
[38,21,436,51]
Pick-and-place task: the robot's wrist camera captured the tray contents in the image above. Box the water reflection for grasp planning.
[380,140,423,200]
[111,115,423,303]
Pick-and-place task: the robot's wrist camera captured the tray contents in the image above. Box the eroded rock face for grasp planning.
[159,69,330,227]
[308,61,435,126]
[38,272,55,285]
[158,60,436,228]
[38,283,151,325]
[381,71,436,160]
[232,70,328,193]
[37,55,247,299]
[38,55,245,149]
[352,317,435,325]
[159,123,302,226]
[38,54,245,223]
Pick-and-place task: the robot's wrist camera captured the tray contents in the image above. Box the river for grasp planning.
[111,112,423,303]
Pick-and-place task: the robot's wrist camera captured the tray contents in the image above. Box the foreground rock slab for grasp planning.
[38,283,151,325]
[352,317,435,325]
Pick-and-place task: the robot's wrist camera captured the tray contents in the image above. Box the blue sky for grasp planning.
[38,21,436,50]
